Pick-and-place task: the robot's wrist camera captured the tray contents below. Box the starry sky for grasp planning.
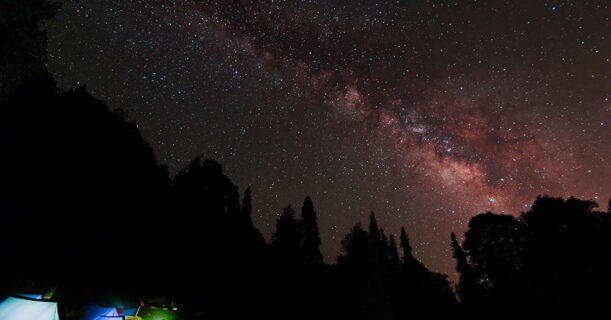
[47,0,610,277]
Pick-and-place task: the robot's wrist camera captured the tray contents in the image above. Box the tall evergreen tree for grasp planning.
[450,233,468,276]
[380,229,389,247]
[241,186,253,220]
[300,196,323,264]
[271,205,302,261]
[369,212,381,244]
[450,232,477,304]
[400,226,414,263]
[388,234,400,267]
[238,186,265,248]
[338,223,394,320]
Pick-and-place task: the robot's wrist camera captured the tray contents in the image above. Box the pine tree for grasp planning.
[400,226,414,263]
[272,205,302,261]
[338,223,394,320]
[380,229,389,247]
[241,186,253,220]
[239,186,265,247]
[450,232,478,304]
[226,187,241,216]
[388,234,400,267]
[450,232,468,275]
[300,196,323,264]
[369,212,381,244]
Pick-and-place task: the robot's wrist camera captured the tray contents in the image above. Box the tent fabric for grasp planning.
[136,307,180,320]
[79,304,120,320]
[15,293,44,300]
[122,308,137,316]
[0,296,60,320]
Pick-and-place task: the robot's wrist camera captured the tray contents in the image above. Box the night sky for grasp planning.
[47,0,610,277]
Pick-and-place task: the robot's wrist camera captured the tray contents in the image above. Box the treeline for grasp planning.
[3,73,611,320]
[2,2,611,319]
[0,74,457,319]
[452,196,611,319]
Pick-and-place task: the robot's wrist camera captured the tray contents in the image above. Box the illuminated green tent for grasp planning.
[134,307,180,320]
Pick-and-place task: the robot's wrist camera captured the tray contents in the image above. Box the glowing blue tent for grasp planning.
[15,293,44,300]
[78,304,119,320]
[122,308,137,316]
[0,296,60,320]
[77,303,138,319]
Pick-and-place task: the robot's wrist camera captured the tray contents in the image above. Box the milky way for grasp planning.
[47,0,610,277]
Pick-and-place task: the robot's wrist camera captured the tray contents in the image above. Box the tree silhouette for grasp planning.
[390,226,458,319]
[338,223,393,320]
[0,75,171,298]
[387,235,400,268]
[379,229,389,247]
[0,0,59,98]
[272,205,302,262]
[368,212,381,245]
[450,232,482,312]
[237,186,266,249]
[1,13,605,317]
[520,196,604,318]
[172,157,242,257]
[241,186,253,220]
[454,196,609,319]
[300,196,323,264]
[10,2,607,319]
[399,226,413,263]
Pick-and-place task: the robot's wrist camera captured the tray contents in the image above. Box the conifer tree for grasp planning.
[338,223,394,320]
[369,212,381,244]
[450,233,468,275]
[239,186,265,247]
[388,234,400,267]
[380,229,389,247]
[300,196,323,264]
[272,205,302,261]
[400,226,414,263]
[450,232,478,304]
[241,186,253,220]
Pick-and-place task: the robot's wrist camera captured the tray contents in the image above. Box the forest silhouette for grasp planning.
[1,1,610,319]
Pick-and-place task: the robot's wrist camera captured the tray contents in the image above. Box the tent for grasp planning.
[122,308,138,316]
[77,303,138,319]
[76,289,142,320]
[0,295,60,320]
[135,306,180,320]
[78,304,119,320]
[15,293,44,300]
[92,291,142,311]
